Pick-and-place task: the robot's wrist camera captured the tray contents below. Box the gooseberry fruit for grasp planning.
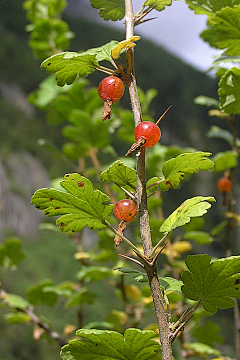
[98,76,125,103]
[134,121,161,148]
[114,199,137,222]
[217,177,232,193]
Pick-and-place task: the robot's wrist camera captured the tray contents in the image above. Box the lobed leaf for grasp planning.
[143,0,172,12]
[212,150,239,172]
[31,173,114,232]
[214,5,240,56]
[100,160,137,190]
[85,40,119,62]
[41,41,118,86]
[41,52,98,86]
[90,0,125,21]
[182,254,240,313]
[186,0,238,16]
[160,196,215,234]
[218,67,240,114]
[60,328,161,360]
[159,152,214,191]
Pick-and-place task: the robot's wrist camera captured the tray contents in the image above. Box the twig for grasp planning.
[104,220,144,257]
[124,1,173,359]
[0,287,67,347]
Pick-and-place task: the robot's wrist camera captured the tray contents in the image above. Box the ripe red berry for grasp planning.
[134,121,161,148]
[114,199,137,222]
[217,177,232,193]
[98,76,125,103]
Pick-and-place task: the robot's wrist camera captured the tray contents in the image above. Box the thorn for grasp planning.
[156,105,172,126]
[118,253,144,268]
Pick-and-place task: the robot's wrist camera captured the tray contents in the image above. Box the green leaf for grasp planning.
[4,312,32,324]
[62,109,111,156]
[207,125,240,146]
[65,288,96,309]
[76,266,114,282]
[41,52,98,86]
[210,220,228,236]
[182,254,240,313]
[191,321,223,347]
[100,160,137,190]
[41,41,118,86]
[186,0,238,16]
[23,0,67,21]
[183,231,213,245]
[84,40,119,62]
[159,152,214,191]
[27,18,74,59]
[213,54,240,65]
[184,342,221,357]
[159,277,183,292]
[1,293,30,310]
[60,328,161,360]
[212,150,239,172]
[90,0,125,21]
[194,95,219,107]
[143,0,172,12]
[28,75,73,108]
[214,5,240,56]
[146,177,162,195]
[0,237,25,268]
[31,173,114,232]
[160,196,215,234]
[200,26,218,47]
[218,67,240,114]
[27,280,58,306]
[5,237,25,266]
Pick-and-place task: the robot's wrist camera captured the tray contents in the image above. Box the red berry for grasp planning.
[134,121,161,148]
[114,199,137,222]
[217,177,232,193]
[98,76,124,103]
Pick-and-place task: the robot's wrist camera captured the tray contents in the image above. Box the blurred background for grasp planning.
[0,1,239,359]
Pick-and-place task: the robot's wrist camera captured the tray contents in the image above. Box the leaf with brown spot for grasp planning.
[160,152,214,191]
[31,174,114,232]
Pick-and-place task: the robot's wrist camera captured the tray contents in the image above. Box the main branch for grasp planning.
[124,1,173,359]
